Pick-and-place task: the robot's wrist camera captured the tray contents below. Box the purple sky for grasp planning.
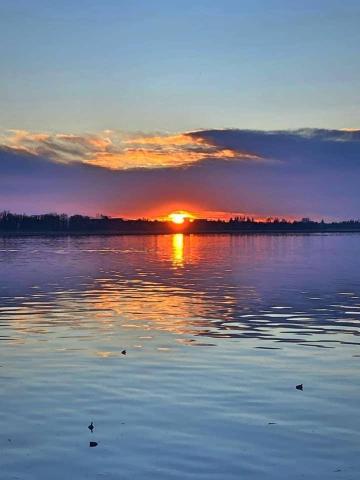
[1,128,360,220]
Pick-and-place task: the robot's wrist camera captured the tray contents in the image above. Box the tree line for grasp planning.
[1,211,360,234]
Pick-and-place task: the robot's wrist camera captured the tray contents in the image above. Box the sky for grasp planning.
[0,1,359,219]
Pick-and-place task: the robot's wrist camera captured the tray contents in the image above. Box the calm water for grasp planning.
[1,234,360,479]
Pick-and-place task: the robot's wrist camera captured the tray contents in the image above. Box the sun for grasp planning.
[168,211,194,225]
[169,212,186,224]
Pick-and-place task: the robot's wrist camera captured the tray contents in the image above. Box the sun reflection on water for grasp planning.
[172,233,184,267]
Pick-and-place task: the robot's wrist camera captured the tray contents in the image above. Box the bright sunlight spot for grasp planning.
[168,211,194,224]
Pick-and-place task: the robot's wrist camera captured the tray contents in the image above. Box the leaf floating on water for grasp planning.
[89,441,98,447]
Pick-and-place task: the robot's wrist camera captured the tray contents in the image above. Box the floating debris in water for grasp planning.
[268,422,277,425]
[88,421,94,432]
[121,350,126,355]
[89,441,98,447]
[296,384,303,391]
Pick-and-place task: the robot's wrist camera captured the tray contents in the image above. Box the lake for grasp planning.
[1,233,360,479]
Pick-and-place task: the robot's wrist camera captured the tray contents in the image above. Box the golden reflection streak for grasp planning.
[172,233,184,267]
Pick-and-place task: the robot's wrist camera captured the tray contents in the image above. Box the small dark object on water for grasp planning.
[296,384,303,391]
[88,421,94,432]
[121,350,126,355]
[89,441,98,447]
[268,422,276,425]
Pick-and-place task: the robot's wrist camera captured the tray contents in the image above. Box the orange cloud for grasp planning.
[0,129,262,170]
[124,133,195,146]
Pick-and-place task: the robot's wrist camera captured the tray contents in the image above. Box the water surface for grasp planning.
[1,234,360,479]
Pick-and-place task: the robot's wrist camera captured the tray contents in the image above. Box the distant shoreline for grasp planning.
[2,211,360,236]
[2,227,360,237]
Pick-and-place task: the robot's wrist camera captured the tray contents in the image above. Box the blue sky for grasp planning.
[1,0,359,133]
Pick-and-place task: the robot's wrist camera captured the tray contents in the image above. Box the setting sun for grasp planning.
[168,211,194,224]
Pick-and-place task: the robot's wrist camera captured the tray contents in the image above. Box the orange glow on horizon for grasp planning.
[111,208,299,224]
